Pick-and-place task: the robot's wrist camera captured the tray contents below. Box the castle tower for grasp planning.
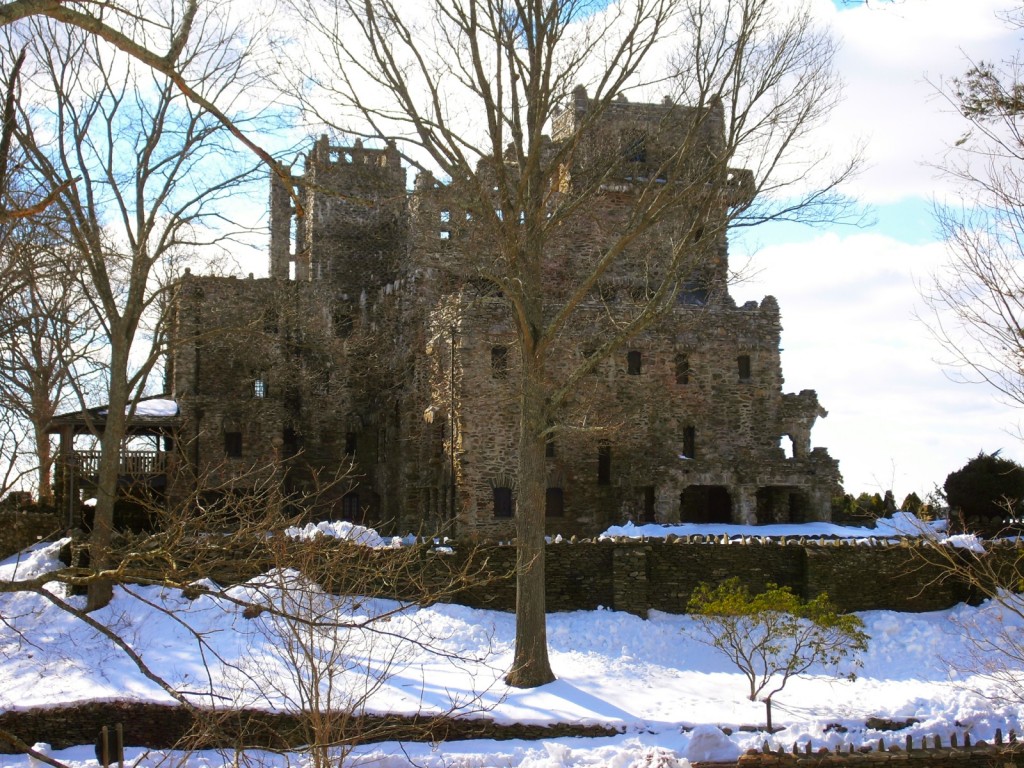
[298,135,407,299]
[550,87,750,303]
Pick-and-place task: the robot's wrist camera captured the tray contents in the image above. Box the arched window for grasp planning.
[545,487,564,517]
[493,487,513,518]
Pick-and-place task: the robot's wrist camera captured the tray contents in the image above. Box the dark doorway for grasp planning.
[756,487,809,524]
[679,485,732,523]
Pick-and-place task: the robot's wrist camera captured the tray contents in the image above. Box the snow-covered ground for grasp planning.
[0,518,1019,768]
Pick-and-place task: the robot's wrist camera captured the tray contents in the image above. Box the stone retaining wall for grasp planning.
[441,538,973,616]
[6,701,1024,768]
[0,511,62,562]
[738,730,1024,768]
[0,701,618,754]
[0,510,986,616]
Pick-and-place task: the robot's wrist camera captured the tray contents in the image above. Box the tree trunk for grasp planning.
[505,355,555,688]
[33,421,53,505]
[86,342,130,612]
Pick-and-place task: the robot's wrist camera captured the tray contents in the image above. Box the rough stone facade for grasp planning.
[167,90,841,538]
[0,510,61,561]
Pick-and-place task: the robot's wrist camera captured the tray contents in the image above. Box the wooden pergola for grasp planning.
[47,396,181,530]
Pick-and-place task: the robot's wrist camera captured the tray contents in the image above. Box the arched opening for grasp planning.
[780,435,794,459]
[679,485,732,523]
[756,487,810,525]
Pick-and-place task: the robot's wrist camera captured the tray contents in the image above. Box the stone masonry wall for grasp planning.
[0,510,62,561]
[0,511,976,615]
[438,537,968,616]
[421,290,839,539]
[0,701,617,754]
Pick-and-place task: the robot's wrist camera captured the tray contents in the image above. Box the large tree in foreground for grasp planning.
[7,7,262,610]
[289,0,859,687]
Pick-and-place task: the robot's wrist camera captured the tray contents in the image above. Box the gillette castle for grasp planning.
[160,88,841,537]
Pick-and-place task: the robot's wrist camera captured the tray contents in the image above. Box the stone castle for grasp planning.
[159,88,840,538]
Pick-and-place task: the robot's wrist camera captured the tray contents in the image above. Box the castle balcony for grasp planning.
[69,449,169,480]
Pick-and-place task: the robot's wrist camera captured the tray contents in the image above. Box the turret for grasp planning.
[268,167,296,280]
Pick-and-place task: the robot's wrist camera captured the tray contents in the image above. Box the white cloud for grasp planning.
[815,0,1022,204]
[740,231,1024,498]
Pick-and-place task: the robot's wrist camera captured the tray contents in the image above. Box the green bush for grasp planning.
[685,578,868,731]
[944,451,1024,520]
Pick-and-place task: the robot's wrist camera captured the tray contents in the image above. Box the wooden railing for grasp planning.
[71,450,167,477]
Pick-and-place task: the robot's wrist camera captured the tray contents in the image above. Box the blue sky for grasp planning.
[733,0,1024,498]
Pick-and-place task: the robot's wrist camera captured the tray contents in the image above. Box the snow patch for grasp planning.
[283,520,404,548]
[684,725,742,763]
[600,513,947,542]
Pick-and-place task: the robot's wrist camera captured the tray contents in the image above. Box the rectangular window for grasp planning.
[598,443,611,485]
[738,354,751,382]
[282,427,300,458]
[491,345,508,378]
[224,432,242,458]
[683,426,696,460]
[627,350,642,375]
[493,486,513,518]
[333,311,353,338]
[545,487,564,517]
[641,486,656,523]
[253,375,267,399]
[675,353,690,385]
[622,130,647,163]
[342,492,361,521]
[344,432,357,455]
[314,369,331,395]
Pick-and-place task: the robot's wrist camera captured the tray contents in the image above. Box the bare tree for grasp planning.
[0,405,36,497]
[5,6,265,611]
[288,0,859,686]
[0,212,103,504]
[0,0,291,213]
[923,7,1024,410]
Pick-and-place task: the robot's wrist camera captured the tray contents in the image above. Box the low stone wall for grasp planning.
[0,510,62,561]
[0,701,618,754]
[440,537,973,616]
[0,509,987,617]
[6,700,1024,768]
